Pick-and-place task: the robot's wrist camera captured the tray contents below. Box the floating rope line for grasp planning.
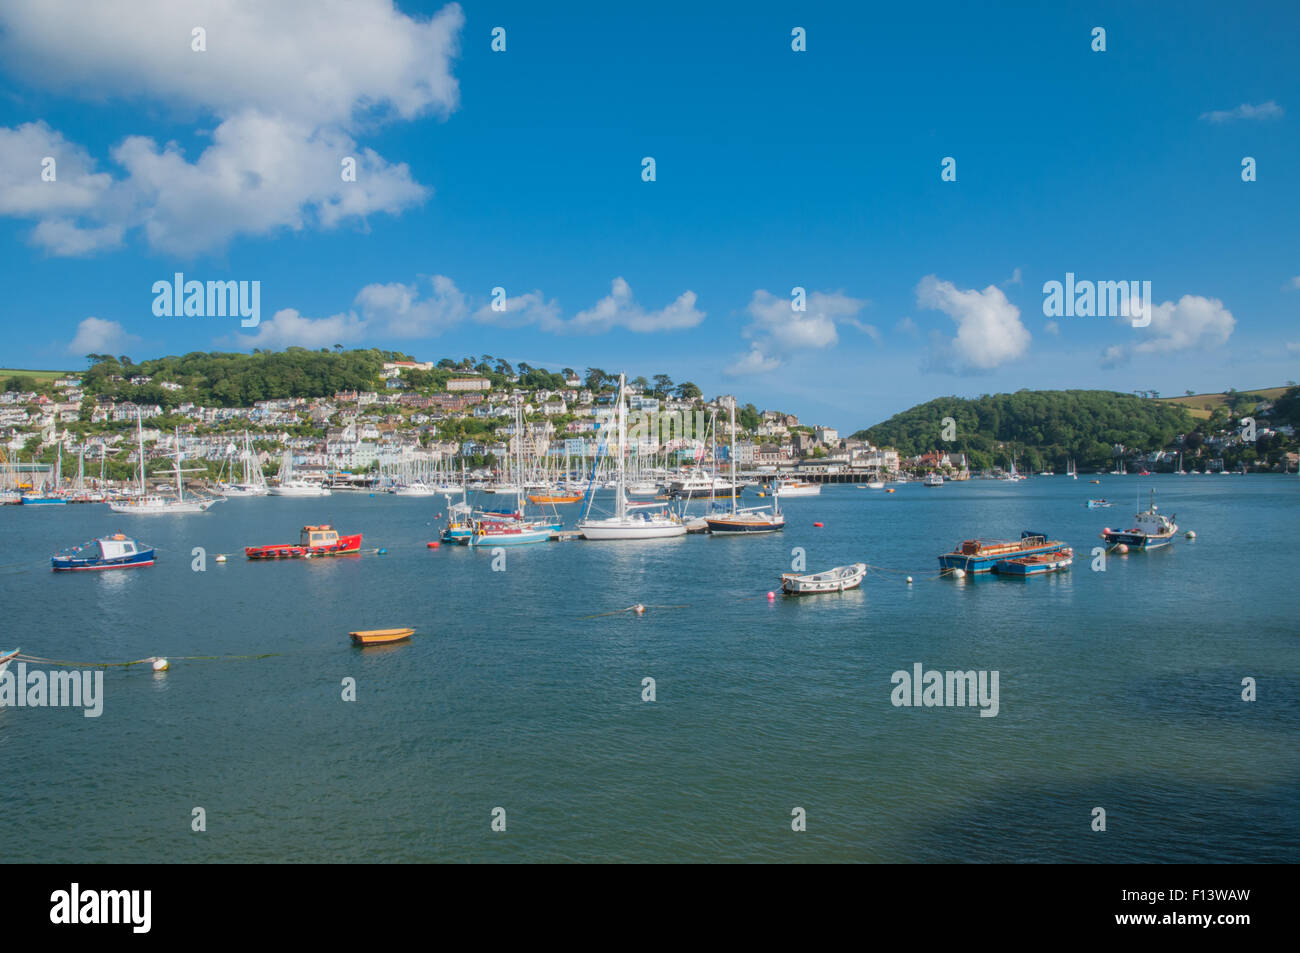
[580,604,691,619]
[12,652,281,669]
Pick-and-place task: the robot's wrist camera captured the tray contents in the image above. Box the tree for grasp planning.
[675,381,702,400]
[584,367,608,390]
[652,374,673,397]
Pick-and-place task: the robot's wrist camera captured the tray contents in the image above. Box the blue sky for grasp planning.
[1,0,1297,431]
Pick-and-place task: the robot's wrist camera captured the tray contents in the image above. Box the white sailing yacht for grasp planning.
[109,414,220,514]
[269,450,330,496]
[578,375,686,540]
[218,431,269,496]
[705,397,785,534]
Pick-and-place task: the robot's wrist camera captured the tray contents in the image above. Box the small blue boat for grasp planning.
[52,534,155,571]
[0,648,18,676]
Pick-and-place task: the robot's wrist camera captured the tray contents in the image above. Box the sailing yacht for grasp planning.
[705,399,785,534]
[109,415,220,514]
[268,451,330,496]
[578,375,686,540]
[218,432,270,496]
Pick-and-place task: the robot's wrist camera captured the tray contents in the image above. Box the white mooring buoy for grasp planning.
[152,658,169,672]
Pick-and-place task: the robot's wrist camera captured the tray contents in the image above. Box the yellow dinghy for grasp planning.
[350,627,415,646]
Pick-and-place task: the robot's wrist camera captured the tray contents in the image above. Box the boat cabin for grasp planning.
[98,535,139,559]
[301,525,339,547]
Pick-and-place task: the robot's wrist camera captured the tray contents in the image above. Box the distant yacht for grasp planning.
[578,375,686,540]
[268,452,330,497]
[109,413,220,514]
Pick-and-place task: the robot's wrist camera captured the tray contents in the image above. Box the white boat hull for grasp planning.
[782,562,867,594]
[579,519,686,540]
[109,499,214,514]
[269,485,331,497]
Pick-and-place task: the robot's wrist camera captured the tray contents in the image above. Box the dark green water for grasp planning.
[3,476,1297,862]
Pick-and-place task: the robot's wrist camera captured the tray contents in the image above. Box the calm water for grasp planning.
[3,476,1298,863]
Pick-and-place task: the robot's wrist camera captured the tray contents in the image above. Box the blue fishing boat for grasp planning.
[0,648,17,676]
[1102,490,1178,551]
[938,531,1070,574]
[993,548,1074,576]
[51,534,155,571]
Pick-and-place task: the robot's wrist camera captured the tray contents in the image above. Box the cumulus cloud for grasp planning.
[472,290,562,330]
[1044,320,1060,336]
[915,275,1030,372]
[726,347,782,376]
[356,275,470,337]
[1199,101,1284,123]
[562,278,704,334]
[725,288,868,375]
[226,275,700,348]
[0,1,463,255]
[1098,294,1236,365]
[1133,295,1235,354]
[227,308,367,350]
[67,317,142,355]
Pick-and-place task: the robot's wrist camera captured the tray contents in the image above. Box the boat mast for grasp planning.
[136,409,146,494]
[729,396,737,515]
[616,373,627,520]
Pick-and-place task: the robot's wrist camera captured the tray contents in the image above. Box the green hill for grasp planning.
[853,390,1198,471]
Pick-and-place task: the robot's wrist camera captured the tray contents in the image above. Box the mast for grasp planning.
[136,409,146,494]
[615,373,627,520]
[729,396,737,514]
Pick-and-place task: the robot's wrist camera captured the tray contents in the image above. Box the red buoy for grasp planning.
[427,541,440,549]
[814,522,823,528]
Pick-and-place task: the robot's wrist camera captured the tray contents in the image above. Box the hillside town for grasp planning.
[1,359,906,489]
[3,356,1297,495]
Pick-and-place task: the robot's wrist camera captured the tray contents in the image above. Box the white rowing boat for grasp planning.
[781,562,867,594]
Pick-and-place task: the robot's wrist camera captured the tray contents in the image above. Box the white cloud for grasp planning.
[472,291,562,330]
[0,1,463,126]
[0,1,462,255]
[1044,320,1060,336]
[726,288,867,374]
[563,278,704,334]
[1286,276,1300,291]
[1132,295,1236,354]
[1098,294,1236,366]
[895,316,920,337]
[355,275,469,337]
[1200,101,1284,123]
[726,347,782,376]
[915,275,1030,372]
[67,317,141,355]
[225,274,700,349]
[1099,344,1127,368]
[228,307,366,350]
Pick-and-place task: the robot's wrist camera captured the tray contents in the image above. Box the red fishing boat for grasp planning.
[244,524,363,560]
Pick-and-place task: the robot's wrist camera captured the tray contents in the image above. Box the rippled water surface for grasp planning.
[2,475,1297,862]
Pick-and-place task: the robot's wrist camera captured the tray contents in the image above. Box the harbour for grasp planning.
[3,474,1297,863]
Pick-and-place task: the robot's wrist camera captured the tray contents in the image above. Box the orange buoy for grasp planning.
[813,522,823,528]
[427,541,440,549]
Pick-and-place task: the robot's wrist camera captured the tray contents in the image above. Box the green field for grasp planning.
[0,368,72,381]
[1158,386,1291,419]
